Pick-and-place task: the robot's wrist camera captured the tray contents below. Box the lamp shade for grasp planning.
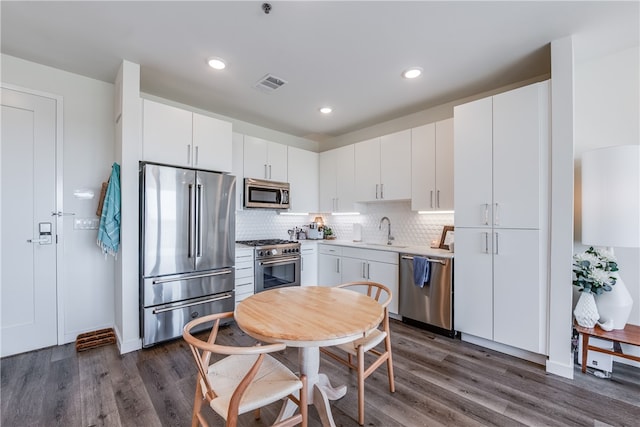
[581,145,640,248]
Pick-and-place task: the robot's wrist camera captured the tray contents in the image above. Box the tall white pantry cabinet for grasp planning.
[453,81,550,355]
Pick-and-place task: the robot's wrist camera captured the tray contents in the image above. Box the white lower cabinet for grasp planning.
[318,245,342,286]
[235,248,254,307]
[454,228,547,354]
[317,245,399,314]
[300,243,318,286]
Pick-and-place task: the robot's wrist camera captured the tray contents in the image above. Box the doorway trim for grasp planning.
[2,82,64,345]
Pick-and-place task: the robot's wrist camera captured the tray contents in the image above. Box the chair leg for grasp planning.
[192,383,204,427]
[385,336,395,393]
[300,374,308,427]
[357,346,365,426]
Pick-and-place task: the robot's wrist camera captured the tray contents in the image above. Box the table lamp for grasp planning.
[581,145,640,329]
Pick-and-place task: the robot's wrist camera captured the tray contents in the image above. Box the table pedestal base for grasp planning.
[276,347,347,427]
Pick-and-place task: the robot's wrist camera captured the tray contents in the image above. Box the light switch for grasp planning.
[74,218,100,230]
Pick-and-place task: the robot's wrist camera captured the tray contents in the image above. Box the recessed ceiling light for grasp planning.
[207,57,226,70]
[319,107,333,114]
[402,67,423,79]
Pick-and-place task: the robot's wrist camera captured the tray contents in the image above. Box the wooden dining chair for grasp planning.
[320,281,395,425]
[182,311,307,427]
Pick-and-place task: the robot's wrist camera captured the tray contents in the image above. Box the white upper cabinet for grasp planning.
[354,137,380,201]
[454,82,549,229]
[319,145,356,213]
[454,97,493,228]
[380,129,412,201]
[142,99,232,172]
[354,130,411,202]
[192,113,232,172]
[411,118,454,211]
[287,146,319,213]
[142,99,192,166]
[492,83,549,230]
[243,135,287,182]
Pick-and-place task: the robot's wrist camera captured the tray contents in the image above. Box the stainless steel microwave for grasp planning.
[244,178,290,209]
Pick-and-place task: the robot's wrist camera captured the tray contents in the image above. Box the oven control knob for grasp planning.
[258,250,264,257]
[271,249,278,256]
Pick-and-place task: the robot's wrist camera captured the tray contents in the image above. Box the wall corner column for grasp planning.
[546,36,575,379]
[114,60,142,353]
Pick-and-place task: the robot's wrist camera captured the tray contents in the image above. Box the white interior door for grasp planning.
[1,87,58,357]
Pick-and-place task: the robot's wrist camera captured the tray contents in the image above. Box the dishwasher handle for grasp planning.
[400,255,448,265]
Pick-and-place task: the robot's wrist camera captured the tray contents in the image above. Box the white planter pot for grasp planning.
[595,275,633,330]
[574,292,599,328]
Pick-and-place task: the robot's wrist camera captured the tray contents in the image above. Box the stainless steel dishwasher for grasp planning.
[399,253,454,337]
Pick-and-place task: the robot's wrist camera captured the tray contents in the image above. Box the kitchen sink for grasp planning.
[360,243,408,248]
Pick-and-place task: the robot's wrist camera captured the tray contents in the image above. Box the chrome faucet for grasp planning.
[379,216,394,245]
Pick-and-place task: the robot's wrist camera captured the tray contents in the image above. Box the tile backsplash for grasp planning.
[236,201,454,247]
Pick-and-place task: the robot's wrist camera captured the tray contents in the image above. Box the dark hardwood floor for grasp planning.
[2,320,639,427]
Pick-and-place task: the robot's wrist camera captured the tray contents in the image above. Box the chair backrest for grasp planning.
[336,281,392,310]
[182,311,286,402]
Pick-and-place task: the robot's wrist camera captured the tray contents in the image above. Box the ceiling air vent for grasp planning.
[255,74,287,93]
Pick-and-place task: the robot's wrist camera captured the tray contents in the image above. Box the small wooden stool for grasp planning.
[574,322,640,373]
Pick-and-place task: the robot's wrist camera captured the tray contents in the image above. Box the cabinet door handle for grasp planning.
[430,190,434,208]
[494,203,500,226]
[495,232,499,255]
[366,262,371,279]
[264,164,268,179]
[187,144,192,164]
[484,232,489,254]
[269,164,272,179]
[195,146,199,166]
[362,262,366,279]
[437,190,441,208]
[376,184,379,199]
[483,203,489,225]
[336,258,341,274]
[380,183,384,199]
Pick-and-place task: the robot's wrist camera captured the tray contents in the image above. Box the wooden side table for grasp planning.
[574,322,640,373]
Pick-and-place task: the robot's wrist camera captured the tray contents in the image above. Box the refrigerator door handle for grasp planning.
[188,183,195,258]
[196,183,203,257]
[151,268,233,285]
[152,292,233,314]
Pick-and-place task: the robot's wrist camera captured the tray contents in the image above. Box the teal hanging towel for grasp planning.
[97,162,121,257]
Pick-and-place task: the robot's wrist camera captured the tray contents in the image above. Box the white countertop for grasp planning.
[313,239,454,258]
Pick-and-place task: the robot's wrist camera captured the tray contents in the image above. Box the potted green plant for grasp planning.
[572,246,618,328]
[322,225,335,240]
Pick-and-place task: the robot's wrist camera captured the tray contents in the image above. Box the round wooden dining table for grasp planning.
[235,286,384,427]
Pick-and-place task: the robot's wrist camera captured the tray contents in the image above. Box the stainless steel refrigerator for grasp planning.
[139,163,236,347]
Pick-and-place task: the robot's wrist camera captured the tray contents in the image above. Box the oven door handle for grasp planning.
[258,256,300,266]
[151,269,233,285]
[152,293,233,314]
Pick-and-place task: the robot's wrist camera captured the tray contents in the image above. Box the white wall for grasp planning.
[1,54,116,343]
[574,45,640,327]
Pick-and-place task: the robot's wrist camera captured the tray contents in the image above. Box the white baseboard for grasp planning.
[546,359,574,379]
[460,333,548,365]
[113,326,142,354]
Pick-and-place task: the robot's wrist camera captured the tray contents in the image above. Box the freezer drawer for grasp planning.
[142,291,234,347]
[143,268,234,307]
[399,254,453,335]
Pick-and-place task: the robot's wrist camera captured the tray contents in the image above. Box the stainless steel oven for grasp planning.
[236,239,301,292]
